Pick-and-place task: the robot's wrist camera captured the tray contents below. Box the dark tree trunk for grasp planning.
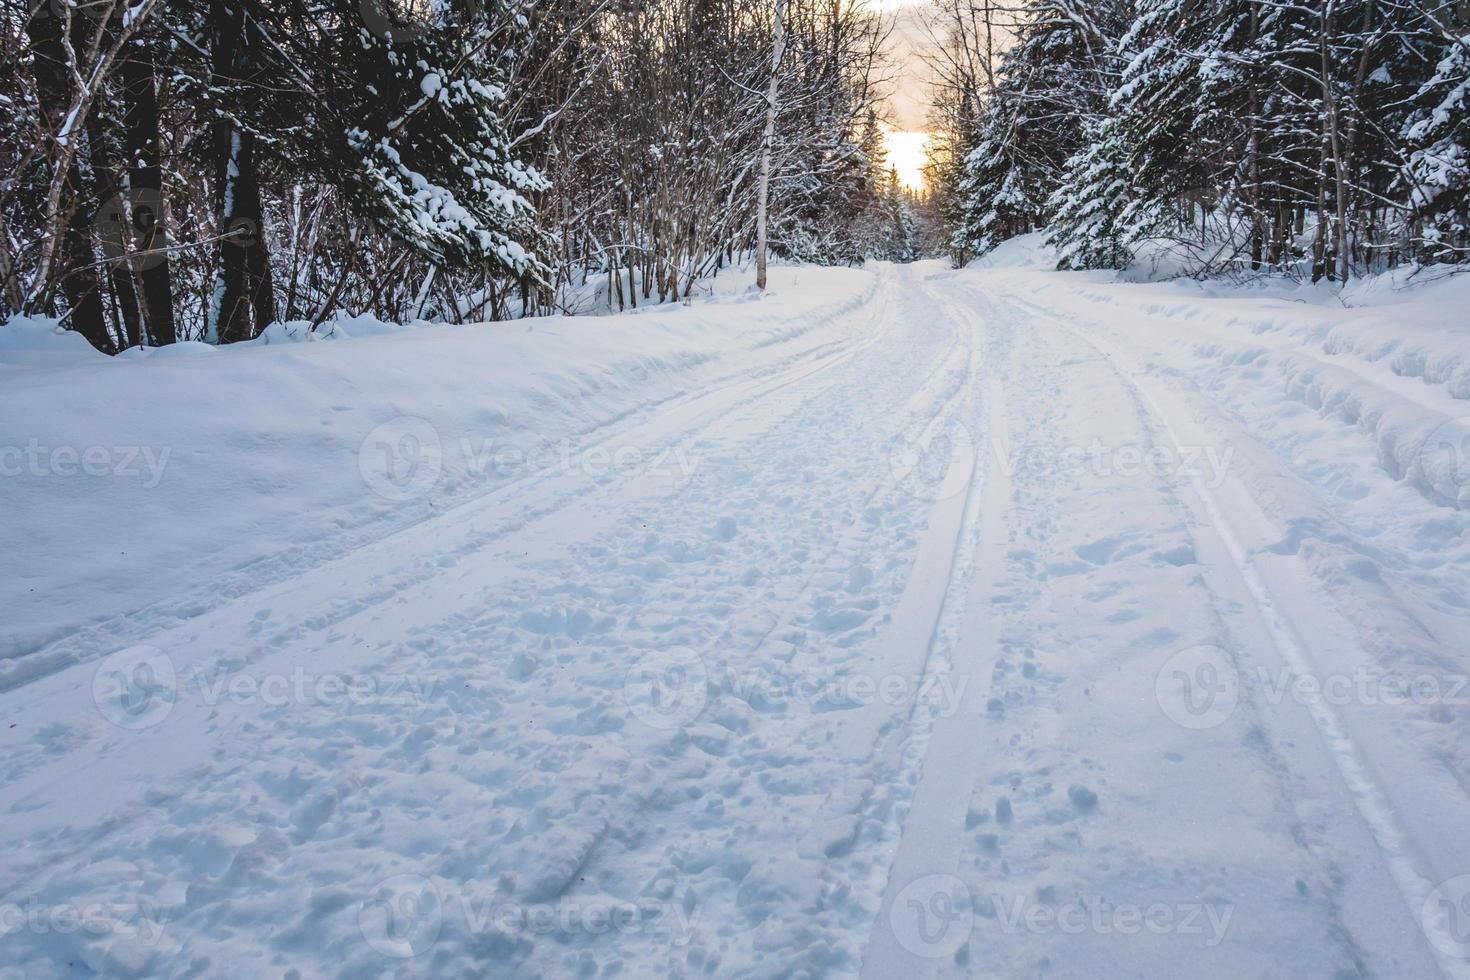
[25,9,113,353]
[80,14,159,350]
[209,0,274,344]
[123,39,177,346]
[84,109,145,350]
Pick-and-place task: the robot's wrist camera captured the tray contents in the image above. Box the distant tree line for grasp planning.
[0,0,917,354]
[517,0,918,311]
[928,0,1470,280]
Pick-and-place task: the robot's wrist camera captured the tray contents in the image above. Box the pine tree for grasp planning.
[1402,20,1470,262]
[331,1,550,279]
[173,0,551,339]
[1047,121,1139,269]
[1045,0,1200,270]
[5,0,897,344]
[949,0,1135,264]
[885,168,919,262]
[951,98,1044,259]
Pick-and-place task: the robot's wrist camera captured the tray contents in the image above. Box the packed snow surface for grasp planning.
[3,262,1470,978]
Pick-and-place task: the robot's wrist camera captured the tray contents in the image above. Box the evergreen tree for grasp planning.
[1045,0,1211,269]
[944,0,1470,278]
[949,0,1134,263]
[1403,24,1470,262]
[169,0,550,340]
[951,97,1045,260]
[884,168,919,263]
[334,2,549,278]
[1047,121,1139,269]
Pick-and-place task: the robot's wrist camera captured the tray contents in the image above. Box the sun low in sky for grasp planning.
[883,129,931,193]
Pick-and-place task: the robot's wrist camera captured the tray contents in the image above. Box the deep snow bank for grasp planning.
[0,267,876,684]
[965,263,1470,511]
[961,227,1470,513]
[966,231,1058,270]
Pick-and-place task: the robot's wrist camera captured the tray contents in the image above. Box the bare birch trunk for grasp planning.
[755,0,786,292]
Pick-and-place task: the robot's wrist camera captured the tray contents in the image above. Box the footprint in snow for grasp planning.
[1067,784,1098,814]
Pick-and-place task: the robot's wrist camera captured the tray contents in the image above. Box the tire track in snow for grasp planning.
[844,276,999,978]
[0,266,974,980]
[858,370,1011,979]
[2,276,893,690]
[0,275,900,695]
[0,276,916,885]
[1019,274,1470,512]
[994,284,1470,980]
[736,289,975,670]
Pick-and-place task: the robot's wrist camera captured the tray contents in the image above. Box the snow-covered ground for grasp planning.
[3,259,1470,978]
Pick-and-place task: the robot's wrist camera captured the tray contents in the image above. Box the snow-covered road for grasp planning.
[3,262,1470,978]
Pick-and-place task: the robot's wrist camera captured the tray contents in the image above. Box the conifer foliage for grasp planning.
[334,2,550,276]
[1,0,905,351]
[936,0,1470,279]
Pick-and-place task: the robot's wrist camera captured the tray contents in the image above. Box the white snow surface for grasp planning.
[3,261,1470,978]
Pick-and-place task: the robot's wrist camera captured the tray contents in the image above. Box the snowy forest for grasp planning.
[928,0,1470,278]
[0,0,921,354]
[9,2,1470,977]
[5,0,1469,356]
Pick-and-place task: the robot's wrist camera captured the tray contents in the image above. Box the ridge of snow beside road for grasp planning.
[0,267,876,682]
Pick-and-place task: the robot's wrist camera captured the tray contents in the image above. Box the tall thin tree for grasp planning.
[755,0,787,291]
